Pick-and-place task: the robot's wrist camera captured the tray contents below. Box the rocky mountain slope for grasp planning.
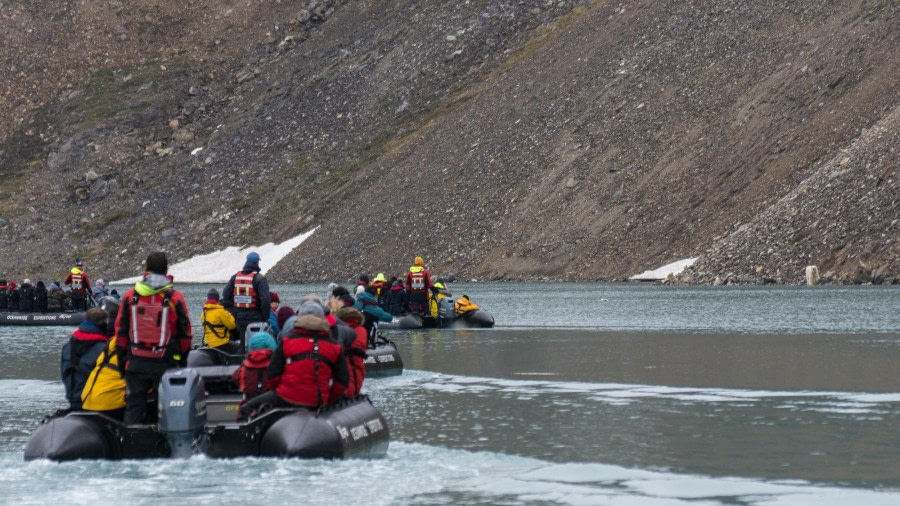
[0,0,897,285]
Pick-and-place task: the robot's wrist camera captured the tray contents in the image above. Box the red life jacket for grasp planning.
[237,349,272,405]
[233,271,257,309]
[128,291,176,359]
[277,329,342,407]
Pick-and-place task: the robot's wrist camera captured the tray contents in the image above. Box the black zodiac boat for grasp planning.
[24,366,389,461]
[379,309,495,330]
[0,311,85,326]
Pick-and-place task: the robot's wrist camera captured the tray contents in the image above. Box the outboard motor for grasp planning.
[242,321,272,352]
[158,368,208,458]
[438,297,456,328]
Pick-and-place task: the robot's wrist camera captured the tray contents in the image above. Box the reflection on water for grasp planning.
[0,283,898,504]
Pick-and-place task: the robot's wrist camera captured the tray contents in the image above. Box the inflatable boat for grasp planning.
[188,338,403,378]
[24,366,389,461]
[364,337,403,378]
[0,311,85,326]
[378,309,495,330]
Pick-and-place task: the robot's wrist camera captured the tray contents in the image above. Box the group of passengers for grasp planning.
[349,255,457,318]
[1,260,116,313]
[60,251,385,428]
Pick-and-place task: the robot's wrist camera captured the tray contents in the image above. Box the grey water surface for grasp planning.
[1,282,899,505]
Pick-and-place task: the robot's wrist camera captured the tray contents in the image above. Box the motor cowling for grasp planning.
[158,368,208,458]
[438,297,456,327]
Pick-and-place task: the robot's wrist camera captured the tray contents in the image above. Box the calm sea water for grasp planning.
[1,282,899,505]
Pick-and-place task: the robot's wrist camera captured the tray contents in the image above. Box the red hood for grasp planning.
[72,328,108,342]
[244,349,273,367]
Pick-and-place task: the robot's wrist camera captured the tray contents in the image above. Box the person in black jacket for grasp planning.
[221,252,271,344]
[18,279,35,313]
[7,282,19,311]
[384,279,408,315]
[34,280,49,312]
[0,279,8,311]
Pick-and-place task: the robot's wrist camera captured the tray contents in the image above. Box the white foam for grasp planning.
[375,371,900,415]
[111,228,316,284]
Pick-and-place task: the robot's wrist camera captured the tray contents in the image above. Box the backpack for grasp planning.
[128,291,176,359]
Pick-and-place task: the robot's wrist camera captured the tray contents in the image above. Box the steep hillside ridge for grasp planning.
[685,104,899,285]
[270,0,899,282]
[0,0,584,278]
[0,0,896,284]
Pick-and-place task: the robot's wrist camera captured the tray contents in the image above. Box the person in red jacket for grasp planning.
[114,252,192,425]
[405,256,434,315]
[232,332,277,414]
[335,306,368,397]
[238,302,348,420]
[64,259,92,311]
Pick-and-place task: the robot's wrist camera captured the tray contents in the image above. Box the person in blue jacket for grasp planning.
[354,287,393,342]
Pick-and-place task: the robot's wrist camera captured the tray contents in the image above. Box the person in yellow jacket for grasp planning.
[454,294,480,316]
[81,337,126,419]
[80,297,125,418]
[429,281,451,318]
[202,288,238,353]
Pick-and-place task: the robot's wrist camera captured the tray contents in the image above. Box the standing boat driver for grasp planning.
[405,256,436,316]
[222,252,271,347]
[115,252,192,425]
[64,259,92,311]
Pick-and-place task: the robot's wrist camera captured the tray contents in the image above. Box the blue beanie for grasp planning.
[246,252,261,264]
[248,332,276,351]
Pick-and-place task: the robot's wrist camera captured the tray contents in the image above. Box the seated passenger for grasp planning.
[92,279,110,300]
[454,294,481,317]
[18,279,35,313]
[268,292,281,335]
[335,307,368,398]
[429,281,452,318]
[61,308,109,410]
[34,281,48,312]
[385,279,408,315]
[47,281,69,312]
[231,332,277,414]
[6,282,19,311]
[239,304,348,420]
[201,288,239,355]
[81,300,125,419]
[276,305,296,335]
[0,279,8,310]
[354,289,393,342]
